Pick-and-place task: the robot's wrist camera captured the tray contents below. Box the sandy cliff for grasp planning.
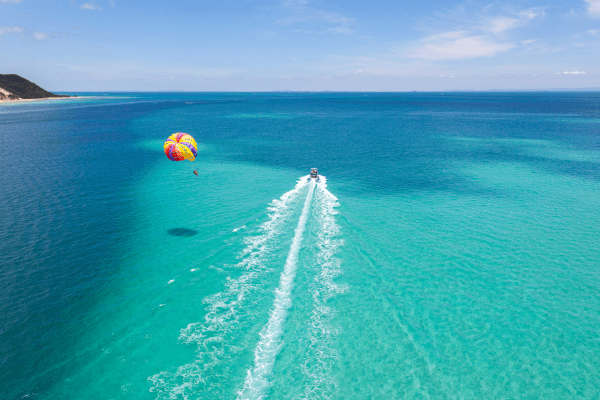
[0,86,20,101]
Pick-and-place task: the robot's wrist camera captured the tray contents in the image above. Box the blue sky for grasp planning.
[1,0,599,91]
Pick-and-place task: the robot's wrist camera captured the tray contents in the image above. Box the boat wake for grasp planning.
[297,184,347,400]
[149,176,345,400]
[149,177,309,399]
[238,182,315,399]
[238,179,346,400]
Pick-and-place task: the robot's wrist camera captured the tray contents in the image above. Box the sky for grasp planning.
[1,0,600,91]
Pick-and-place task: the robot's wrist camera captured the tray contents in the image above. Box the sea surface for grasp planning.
[1,92,600,399]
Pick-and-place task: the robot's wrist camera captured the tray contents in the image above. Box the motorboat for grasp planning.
[308,168,320,182]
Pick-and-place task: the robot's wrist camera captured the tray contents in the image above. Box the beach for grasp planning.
[0,96,88,104]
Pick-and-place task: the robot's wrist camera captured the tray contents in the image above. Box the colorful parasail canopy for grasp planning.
[164,132,197,161]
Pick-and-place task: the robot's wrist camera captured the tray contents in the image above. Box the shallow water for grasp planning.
[1,92,600,399]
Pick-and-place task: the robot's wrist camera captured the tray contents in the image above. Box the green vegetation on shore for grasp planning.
[0,74,69,99]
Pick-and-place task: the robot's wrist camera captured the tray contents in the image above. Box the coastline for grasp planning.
[0,96,89,105]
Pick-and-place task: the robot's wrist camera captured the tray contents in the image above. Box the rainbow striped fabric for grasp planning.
[163,132,197,161]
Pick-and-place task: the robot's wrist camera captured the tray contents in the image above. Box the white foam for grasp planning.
[316,175,328,189]
[167,280,175,284]
[299,184,347,399]
[149,177,310,398]
[238,182,316,400]
[233,225,247,232]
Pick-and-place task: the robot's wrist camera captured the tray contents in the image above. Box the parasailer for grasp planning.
[164,132,199,176]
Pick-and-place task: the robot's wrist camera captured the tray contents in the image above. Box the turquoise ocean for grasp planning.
[1,93,600,399]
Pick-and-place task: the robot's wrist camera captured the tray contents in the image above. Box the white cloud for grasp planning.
[588,29,599,35]
[556,71,586,74]
[277,0,355,34]
[81,2,101,10]
[0,26,23,42]
[0,0,24,3]
[409,31,514,60]
[584,0,600,17]
[407,6,543,61]
[485,9,542,34]
[32,31,49,40]
[327,21,354,34]
[0,26,22,34]
[281,0,309,7]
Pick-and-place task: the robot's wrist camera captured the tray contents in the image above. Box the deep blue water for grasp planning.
[1,92,600,399]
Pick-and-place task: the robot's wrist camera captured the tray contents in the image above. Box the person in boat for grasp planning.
[310,168,318,178]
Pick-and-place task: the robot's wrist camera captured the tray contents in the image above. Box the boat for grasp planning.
[308,168,320,182]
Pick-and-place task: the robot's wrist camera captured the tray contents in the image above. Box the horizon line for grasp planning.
[51,88,600,93]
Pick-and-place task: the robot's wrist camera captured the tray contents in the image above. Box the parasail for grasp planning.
[164,132,197,161]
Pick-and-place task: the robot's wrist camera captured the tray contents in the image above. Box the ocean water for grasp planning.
[1,92,600,399]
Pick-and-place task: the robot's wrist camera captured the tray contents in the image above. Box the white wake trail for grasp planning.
[149,177,310,399]
[238,181,316,400]
[299,184,347,400]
